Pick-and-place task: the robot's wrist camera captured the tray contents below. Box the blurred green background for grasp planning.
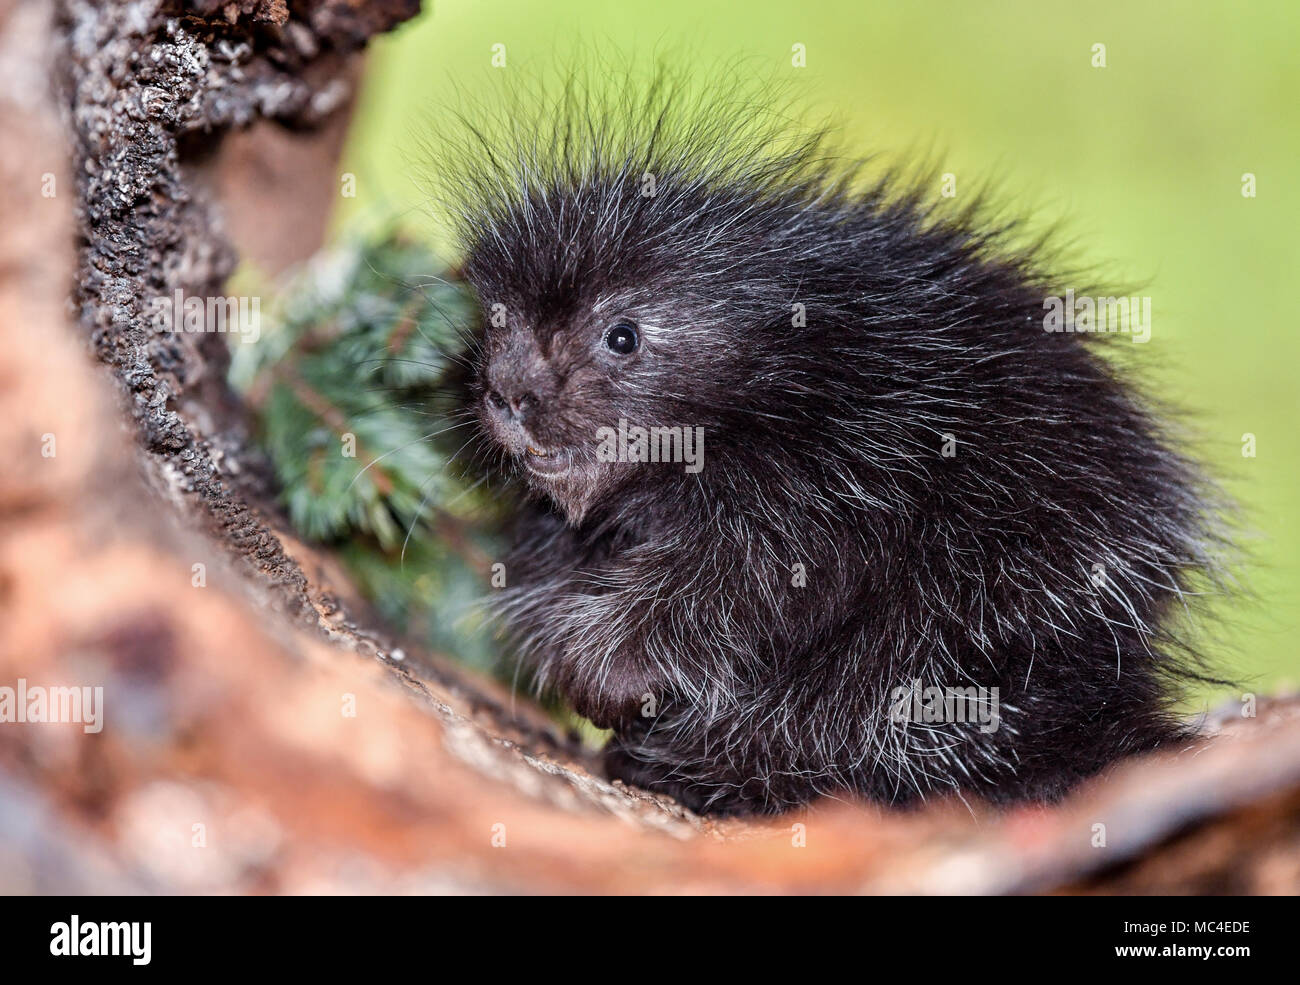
[330,0,1299,705]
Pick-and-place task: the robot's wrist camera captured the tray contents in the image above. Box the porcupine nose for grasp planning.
[486,329,550,424]
[486,384,537,423]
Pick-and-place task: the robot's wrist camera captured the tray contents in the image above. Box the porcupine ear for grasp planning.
[409,51,853,264]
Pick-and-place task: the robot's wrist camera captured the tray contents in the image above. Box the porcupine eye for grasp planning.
[605,320,639,355]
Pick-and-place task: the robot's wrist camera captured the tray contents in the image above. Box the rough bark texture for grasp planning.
[0,0,1297,894]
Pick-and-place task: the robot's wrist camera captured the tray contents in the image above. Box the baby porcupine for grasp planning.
[431,67,1227,816]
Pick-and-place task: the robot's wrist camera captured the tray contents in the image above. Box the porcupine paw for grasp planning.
[559,660,661,730]
[601,740,768,817]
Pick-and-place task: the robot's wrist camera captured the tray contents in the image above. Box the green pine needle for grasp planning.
[232,234,506,675]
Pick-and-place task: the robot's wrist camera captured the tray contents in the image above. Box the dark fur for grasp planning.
[429,67,1227,815]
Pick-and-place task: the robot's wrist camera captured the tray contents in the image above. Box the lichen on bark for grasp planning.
[57,0,419,613]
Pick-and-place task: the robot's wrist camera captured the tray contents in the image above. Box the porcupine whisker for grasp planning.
[344,420,476,495]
